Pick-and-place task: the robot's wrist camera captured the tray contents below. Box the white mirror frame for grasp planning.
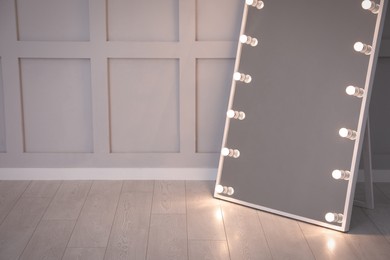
[215,0,388,232]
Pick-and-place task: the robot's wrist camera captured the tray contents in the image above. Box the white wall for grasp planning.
[0,0,243,170]
[371,2,390,169]
[0,0,389,176]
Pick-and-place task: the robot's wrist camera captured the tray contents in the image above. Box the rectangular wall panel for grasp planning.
[20,58,93,153]
[0,58,5,152]
[196,0,243,41]
[196,59,234,153]
[107,0,179,41]
[16,0,89,41]
[109,58,180,153]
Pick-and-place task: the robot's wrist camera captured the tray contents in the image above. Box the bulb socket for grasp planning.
[354,42,372,55]
[240,34,258,46]
[221,148,240,158]
[227,110,246,120]
[346,86,364,98]
[325,212,344,223]
[233,72,252,83]
[246,0,264,9]
[362,0,380,14]
[332,170,351,180]
[215,185,235,196]
[339,128,357,140]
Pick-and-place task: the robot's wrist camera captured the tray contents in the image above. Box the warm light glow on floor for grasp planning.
[327,238,336,251]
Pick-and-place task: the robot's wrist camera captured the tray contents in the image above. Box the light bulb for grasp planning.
[246,0,264,9]
[339,128,357,140]
[227,110,246,120]
[354,42,372,55]
[215,184,224,194]
[221,147,240,158]
[346,85,364,98]
[325,212,343,223]
[332,169,351,180]
[240,34,258,47]
[221,148,230,156]
[362,0,380,14]
[233,72,252,83]
[215,185,235,196]
[233,72,242,81]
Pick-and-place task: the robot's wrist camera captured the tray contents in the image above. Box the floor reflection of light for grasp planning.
[327,238,336,251]
[215,208,223,221]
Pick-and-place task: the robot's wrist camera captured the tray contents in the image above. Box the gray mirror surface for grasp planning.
[215,0,387,231]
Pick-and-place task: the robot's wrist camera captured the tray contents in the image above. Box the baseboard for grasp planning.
[0,168,389,182]
[0,168,218,180]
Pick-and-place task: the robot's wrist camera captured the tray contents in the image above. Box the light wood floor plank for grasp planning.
[19,219,75,260]
[188,240,230,260]
[0,180,389,259]
[222,202,272,260]
[67,181,122,248]
[363,205,390,244]
[186,181,215,202]
[122,180,154,193]
[0,197,51,260]
[299,222,358,260]
[104,191,153,260]
[0,181,30,224]
[258,211,315,259]
[43,181,92,220]
[62,248,106,260]
[186,181,226,240]
[345,206,390,259]
[22,180,61,198]
[146,214,187,260]
[363,186,390,243]
[152,181,185,214]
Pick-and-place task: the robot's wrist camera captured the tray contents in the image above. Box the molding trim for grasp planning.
[0,168,217,180]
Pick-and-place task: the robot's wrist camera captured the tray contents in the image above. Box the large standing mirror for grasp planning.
[214,0,388,232]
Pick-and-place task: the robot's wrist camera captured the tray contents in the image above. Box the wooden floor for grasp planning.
[0,180,389,260]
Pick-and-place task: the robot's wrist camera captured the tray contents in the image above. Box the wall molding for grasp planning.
[0,168,217,180]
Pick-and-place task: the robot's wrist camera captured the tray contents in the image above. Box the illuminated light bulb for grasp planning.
[221,147,240,158]
[227,110,246,120]
[361,0,380,14]
[346,85,365,98]
[216,185,235,196]
[240,34,258,47]
[339,128,357,140]
[332,169,351,180]
[233,72,252,83]
[354,42,372,55]
[246,0,264,9]
[325,212,344,223]
[215,184,224,194]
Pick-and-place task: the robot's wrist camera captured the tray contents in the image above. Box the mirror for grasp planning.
[214,0,387,232]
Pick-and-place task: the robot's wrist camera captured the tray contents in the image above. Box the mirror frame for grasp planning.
[214,0,388,232]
